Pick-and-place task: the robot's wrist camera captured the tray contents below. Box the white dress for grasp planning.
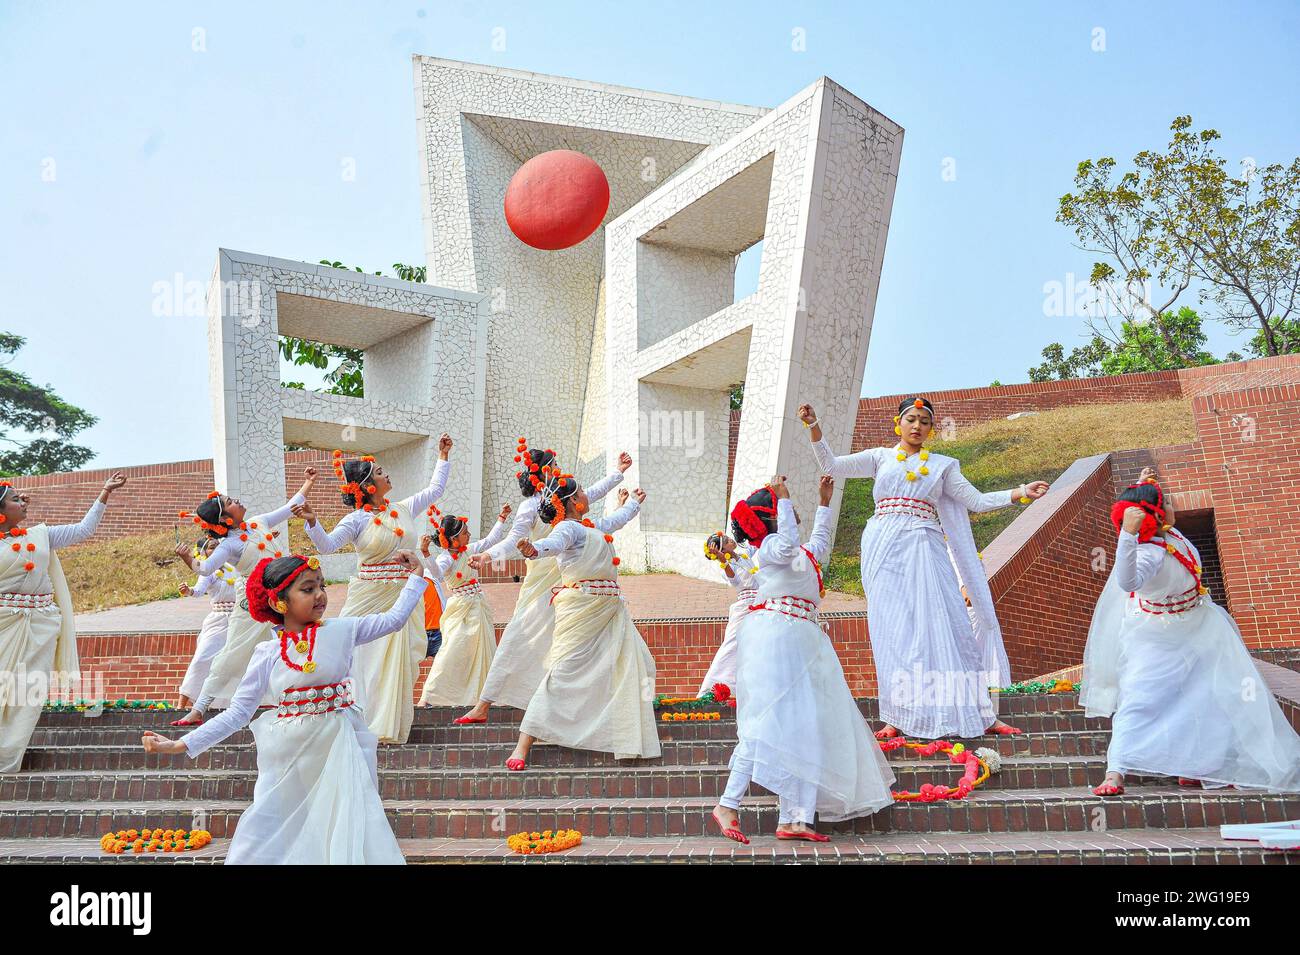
[305,459,449,743]
[416,518,508,706]
[476,471,624,710]
[725,499,896,823]
[697,546,759,697]
[1081,528,1300,791]
[812,439,1021,738]
[193,492,306,709]
[0,501,103,773]
[180,575,429,864]
[178,565,238,702]
[518,501,661,759]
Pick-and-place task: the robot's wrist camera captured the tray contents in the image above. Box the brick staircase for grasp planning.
[1,691,1296,864]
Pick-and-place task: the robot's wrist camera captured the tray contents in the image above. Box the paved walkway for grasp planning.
[74,573,864,633]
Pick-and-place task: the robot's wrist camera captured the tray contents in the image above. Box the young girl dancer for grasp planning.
[453,443,630,724]
[176,538,239,710]
[800,399,1049,740]
[295,434,451,744]
[698,532,759,697]
[0,472,127,773]
[506,477,658,768]
[415,503,511,707]
[142,550,428,864]
[1083,471,1300,795]
[711,475,896,843]
[170,467,318,726]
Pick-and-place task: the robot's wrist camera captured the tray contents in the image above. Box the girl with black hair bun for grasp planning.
[799,398,1050,740]
[710,475,895,845]
[1082,469,1300,797]
[169,467,318,727]
[142,549,428,864]
[175,537,239,710]
[294,434,451,745]
[451,442,631,725]
[697,530,760,698]
[505,475,655,769]
[415,503,512,707]
[0,471,126,773]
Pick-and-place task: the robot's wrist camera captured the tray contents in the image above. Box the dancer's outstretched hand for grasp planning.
[467,553,486,571]
[142,731,186,755]
[1139,467,1158,484]
[291,502,316,526]
[101,471,128,495]
[1022,480,1050,500]
[391,550,423,575]
[632,488,647,504]
[517,539,539,559]
[498,503,512,522]
[818,475,835,506]
[616,451,633,472]
[617,488,629,506]
[797,404,817,426]
[769,475,789,500]
[438,433,453,457]
[419,534,434,557]
[1120,506,1146,535]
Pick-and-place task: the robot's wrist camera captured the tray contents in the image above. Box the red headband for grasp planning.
[1110,482,1167,543]
[731,491,777,545]
[245,555,321,623]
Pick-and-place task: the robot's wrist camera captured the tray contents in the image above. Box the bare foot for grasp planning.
[711,805,748,844]
[170,707,204,726]
[987,719,1023,736]
[874,723,900,740]
[457,701,490,723]
[1092,771,1125,796]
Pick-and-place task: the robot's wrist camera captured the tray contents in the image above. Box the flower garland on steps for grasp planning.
[878,738,1002,802]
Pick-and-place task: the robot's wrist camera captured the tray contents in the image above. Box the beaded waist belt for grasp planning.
[211,600,236,613]
[448,580,482,599]
[277,680,356,719]
[748,595,820,622]
[0,592,53,610]
[1135,585,1201,615]
[357,561,410,582]
[736,589,758,604]
[551,578,621,603]
[874,497,939,521]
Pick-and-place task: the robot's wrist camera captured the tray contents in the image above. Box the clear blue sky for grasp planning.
[3,1,1297,469]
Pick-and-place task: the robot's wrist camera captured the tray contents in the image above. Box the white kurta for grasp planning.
[181,575,428,865]
[812,439,1019,739]
[726,499,896,823]
[697,547,758,698]
[306,460,449,743]
[517,501,661,759]
[475,470,624,710]
[416,518,507,706]
[178,566,238,702]
[0,501,102,773]
[193,492,306,709]
[1082,529,1300,791]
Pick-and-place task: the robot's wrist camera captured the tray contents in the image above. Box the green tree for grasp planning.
[278,260,427,398]
[0,332,98,475]
[1029,308,1219,381]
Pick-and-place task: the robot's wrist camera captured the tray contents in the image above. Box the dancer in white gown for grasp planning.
[698,532,759,698]
[143,551,428,865]
[0,473,126,774]
[415,504,511,706]
[506,478,659,768]
[296,435,451,744]
[1083,470,1300,796]
[711,475,896,843]
[176,538,239,708]
[799,399,1049,739]
[453,443,631,724]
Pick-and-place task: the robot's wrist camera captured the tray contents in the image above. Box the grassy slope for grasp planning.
[822,399,1196,595]
[59,521,324,614]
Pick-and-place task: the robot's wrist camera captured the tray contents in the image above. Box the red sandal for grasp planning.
[453,715,487,725]
[1177,778,1202,788]
[169,718,204,727]
[986,723,1024,736]
[711,808,749,845]
[1092,782,1125,796]
[505,757,526,771]
[776,829,831,843]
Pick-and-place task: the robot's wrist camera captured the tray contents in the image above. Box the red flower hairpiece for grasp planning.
[245,554,321,623]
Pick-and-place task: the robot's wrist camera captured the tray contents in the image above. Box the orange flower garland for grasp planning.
[660,711,721,722]
[507,829,582,855]
[100,828,213,854]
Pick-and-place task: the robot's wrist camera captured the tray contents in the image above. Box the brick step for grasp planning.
[0,756,1156,803]
[3,827,1289,865]
[31,693,1084,728]
[3,787,1293,839]
[23,710,1105,748]
[16,730,1113,773]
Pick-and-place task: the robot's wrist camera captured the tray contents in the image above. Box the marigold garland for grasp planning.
[660,711,721,722]
[998,679,1078,695]
[878,738,999,802]
[45,699,176,712]
[100,828,213,854]
[507,829,582,855]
